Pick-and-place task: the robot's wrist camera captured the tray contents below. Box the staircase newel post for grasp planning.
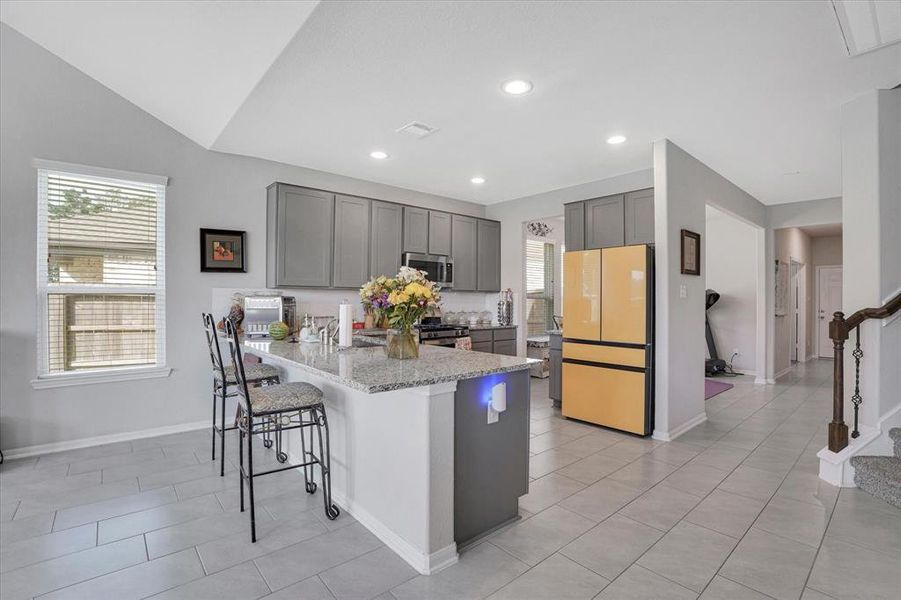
[828,311,849,452]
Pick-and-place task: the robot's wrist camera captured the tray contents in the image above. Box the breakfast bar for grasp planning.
[243,338,536,574]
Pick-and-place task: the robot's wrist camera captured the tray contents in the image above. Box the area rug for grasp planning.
[705,379,734,400]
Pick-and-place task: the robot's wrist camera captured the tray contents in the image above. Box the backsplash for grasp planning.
[211,287,499,325]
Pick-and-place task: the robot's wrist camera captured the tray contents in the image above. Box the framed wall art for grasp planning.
[680,229,701,276]
[200,228,246,272]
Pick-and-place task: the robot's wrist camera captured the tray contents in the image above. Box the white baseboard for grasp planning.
[653,411,707,442]
[288,450,459,575]
[774,366,792,380]
[3,420,209,461]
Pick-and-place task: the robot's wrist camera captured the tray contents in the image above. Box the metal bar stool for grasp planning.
[224,319,340,542]
[202,313,282,476]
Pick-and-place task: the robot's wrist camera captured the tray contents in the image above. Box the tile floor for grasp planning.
[1,359,899,599]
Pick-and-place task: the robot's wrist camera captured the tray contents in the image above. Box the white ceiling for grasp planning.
[0,0,319,148]
[800,223,843,237]
[2,1,899,205]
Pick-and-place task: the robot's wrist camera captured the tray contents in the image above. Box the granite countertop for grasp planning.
[243,337,538,394]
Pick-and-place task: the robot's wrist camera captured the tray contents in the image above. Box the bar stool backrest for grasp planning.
[223,318,252,417]
[202,313,227,381]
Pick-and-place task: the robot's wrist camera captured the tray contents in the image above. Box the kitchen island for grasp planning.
[243,338,536,574]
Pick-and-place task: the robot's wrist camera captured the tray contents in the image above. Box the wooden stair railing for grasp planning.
[828,292,901,452]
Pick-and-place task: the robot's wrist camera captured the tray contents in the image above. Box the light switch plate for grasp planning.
[680,284,687,299]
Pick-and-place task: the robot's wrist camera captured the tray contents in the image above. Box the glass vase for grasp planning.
[386,328,419,359]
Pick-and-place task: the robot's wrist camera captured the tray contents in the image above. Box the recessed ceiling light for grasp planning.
[501,79,533,95]
[471,176,486,184]
[369,150,389,160]
[606,135,627,145]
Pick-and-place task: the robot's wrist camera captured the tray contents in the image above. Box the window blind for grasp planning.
[37,167,166,376]
[525,239,555,336]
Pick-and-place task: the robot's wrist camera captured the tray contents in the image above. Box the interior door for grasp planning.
[818,267,843,357]
[562,250,601,341]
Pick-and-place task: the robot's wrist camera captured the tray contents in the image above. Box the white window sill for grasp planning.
[31,366,172,389]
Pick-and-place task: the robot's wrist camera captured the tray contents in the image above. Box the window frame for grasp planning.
[525,237,556,336]
[32,159,170,388]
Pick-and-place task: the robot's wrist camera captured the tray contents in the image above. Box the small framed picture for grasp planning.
[680,229,701,276]
[200,228,246,272]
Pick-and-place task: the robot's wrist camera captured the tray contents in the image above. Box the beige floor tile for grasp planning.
[560,514,664,580]
[490,505,595,566]
[684,489,765,538]
[719,528,818,600]
[595,565,698,600]
[807,537,901,600]
[487,553,609,599]
[618,484,701,531]
[637,521,737,592]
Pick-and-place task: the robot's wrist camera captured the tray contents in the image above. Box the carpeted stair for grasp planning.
[850,428,901,509]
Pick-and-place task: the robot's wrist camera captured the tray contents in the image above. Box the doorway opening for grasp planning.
[522,217,564,337]
[704,205,761,378]
[789,259,806,364]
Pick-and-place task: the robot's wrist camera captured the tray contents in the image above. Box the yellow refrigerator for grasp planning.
[561,245,654,435]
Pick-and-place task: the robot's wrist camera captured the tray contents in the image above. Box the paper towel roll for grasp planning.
[338,303,354,347]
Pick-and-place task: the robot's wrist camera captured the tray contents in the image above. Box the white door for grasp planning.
[817,267,843,358]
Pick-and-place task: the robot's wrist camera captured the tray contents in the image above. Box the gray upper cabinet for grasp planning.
[370,201,403,278]
[269,184,334,287]
[451,215,478,291]
[585,195,625,249]
[428,211,452,255]
[333,195,371,288]
[564,202,585,251]
[624,188,655,245]
[477,219,501,292]
[267,183,503,291]
[403,207,429,253]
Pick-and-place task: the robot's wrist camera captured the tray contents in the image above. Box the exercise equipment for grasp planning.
[705,289,729,376]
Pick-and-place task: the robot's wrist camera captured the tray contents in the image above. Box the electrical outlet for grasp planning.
[487,405,499,424]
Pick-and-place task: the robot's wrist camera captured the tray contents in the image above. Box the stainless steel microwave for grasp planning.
[402,253,454,288]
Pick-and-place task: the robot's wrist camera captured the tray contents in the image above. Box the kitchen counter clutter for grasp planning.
[244,337,535,393]
[244,336,536,575]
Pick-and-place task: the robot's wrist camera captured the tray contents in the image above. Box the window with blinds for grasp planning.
[525,239,555,336]
[36,165,166,377]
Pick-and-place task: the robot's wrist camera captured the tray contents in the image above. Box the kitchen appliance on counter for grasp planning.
[403,253,454,288]
[243,295,296,337]
[416,316,469,347]
[497,289,513,326]
[561,245,654,435]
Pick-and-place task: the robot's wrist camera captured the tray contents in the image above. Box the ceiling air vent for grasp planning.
[831,0,901,56]
[396,121,439,139]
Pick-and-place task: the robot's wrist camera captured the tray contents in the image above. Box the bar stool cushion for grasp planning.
[248,382,323,415]
[215,362,280,384]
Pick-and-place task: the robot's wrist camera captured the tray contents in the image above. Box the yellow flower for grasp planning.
[389,291,410,304]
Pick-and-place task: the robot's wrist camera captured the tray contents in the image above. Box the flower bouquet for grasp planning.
[359,267,442,359]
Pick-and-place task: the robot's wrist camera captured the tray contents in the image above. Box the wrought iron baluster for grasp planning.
[851,326,863,439]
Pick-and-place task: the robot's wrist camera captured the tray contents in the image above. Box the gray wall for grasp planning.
[652,139,766,438]
[0,24,485,451]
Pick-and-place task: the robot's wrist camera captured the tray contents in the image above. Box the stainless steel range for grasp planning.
[416,317,469,348]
